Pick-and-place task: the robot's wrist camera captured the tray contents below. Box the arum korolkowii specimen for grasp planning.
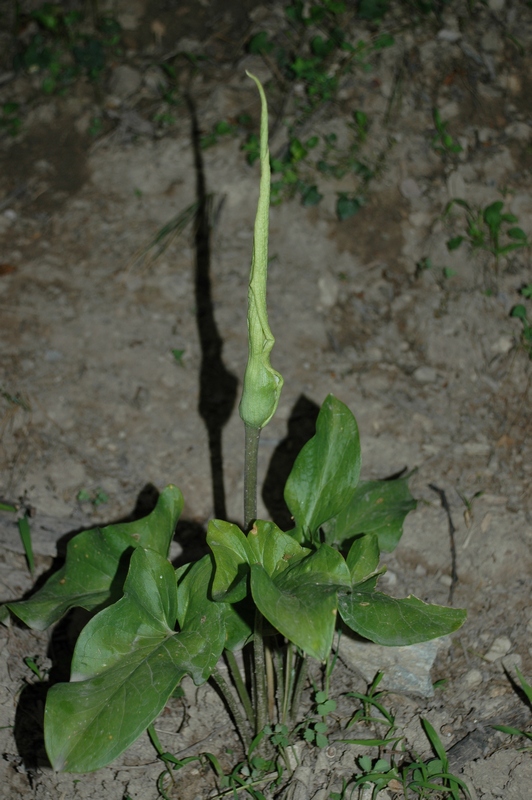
[238,72,284,432]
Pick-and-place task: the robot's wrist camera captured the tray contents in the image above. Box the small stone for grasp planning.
[413,366,437,384]
[109,65,142,99]
[318,273,339,308]
[505,122,531,142]
[463,441,491,456]
[491,334,514,354]
[48,459,86,490]
[484,635,512,662]
[447,171,466,199]
[44,349,64,362]
[437,29,462,43]
[481,29,502,53]
[501,653,522,674]
[464,668,483,688]
[439,574,453,587]
[400,177,422,200]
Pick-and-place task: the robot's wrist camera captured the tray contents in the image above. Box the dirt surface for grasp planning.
[0,0,531,798]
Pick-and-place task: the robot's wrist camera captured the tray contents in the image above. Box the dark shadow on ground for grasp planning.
[262,395,320,531]
[186,92,239,522]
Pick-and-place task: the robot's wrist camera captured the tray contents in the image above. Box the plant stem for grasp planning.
[281,643,294,726]
[253,609,268,734]
[265,643,275,722]
[243,423,261,529]
[225,650,255,731]
[212,667,251,750]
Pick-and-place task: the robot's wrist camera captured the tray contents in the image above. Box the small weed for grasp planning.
[171,349,185,366]
[200,119,238,150]
[445,198,529,276]
[0,103,22,136]
[14,4,122,94]
[493,667,532,749]
[432,108,462,157]
[88,115,103,137]
[353,718,469,799]
[510,288,532,359]
[24,655,47,681]
[77,487,109,507]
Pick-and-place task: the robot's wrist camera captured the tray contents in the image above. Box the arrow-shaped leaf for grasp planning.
[323,478,416,552]
[284,395,361,543]
[4,485,184,631]
[251,545,350,660]
[338,590,466,646]
[45,547,225,773]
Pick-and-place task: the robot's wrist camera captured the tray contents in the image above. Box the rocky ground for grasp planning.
[0,0,531,798]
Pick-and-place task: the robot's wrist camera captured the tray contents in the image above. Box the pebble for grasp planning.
[484,635,512,662]
[464,668,483,688]
[437,29,462,43]
[413,366,437,384]
[400,177,422,200]
[505,122,531,142]
[447,171,466,199]
[108,65,142,99]
[490,334,514,354]
[318,273,339,308]
[481,30,502,54]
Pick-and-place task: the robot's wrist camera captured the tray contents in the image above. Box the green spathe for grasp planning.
[238,72,283,430]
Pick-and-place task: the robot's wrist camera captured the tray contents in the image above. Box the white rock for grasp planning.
[437,29,462,43]
[413,366,437,384]
[447,171,466,199]
[490,334,514,354]
[484,635,512,662]
[340,635,446,698]
[464,668,483,688]
[400,177,422,200]
[318,273,339,308]
[505,122,531,142]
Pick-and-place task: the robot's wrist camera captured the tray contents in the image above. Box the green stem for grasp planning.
[253,609,268,735]
[212,667,251,750]
[243,423,261,530]
[225,650,255,731]
[281,643,294,726]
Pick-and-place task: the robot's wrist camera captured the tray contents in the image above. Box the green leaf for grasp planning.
[337,193,362,221]
[248,31,274,55]
[250,545,350,660]
[345,534,381,583]
[207,519,250,602]
[284,395,361,543]
[447,236,464,251]
[3,485,184,630]
[338,591,466,646]
[323,478,417,552]
[507,227,527,241]
[69,548,178,681]
[45,548,225,772]
[511,304,527,321]
[246,519,309,577]
[311,35,335,57]
[301,184,323,207]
